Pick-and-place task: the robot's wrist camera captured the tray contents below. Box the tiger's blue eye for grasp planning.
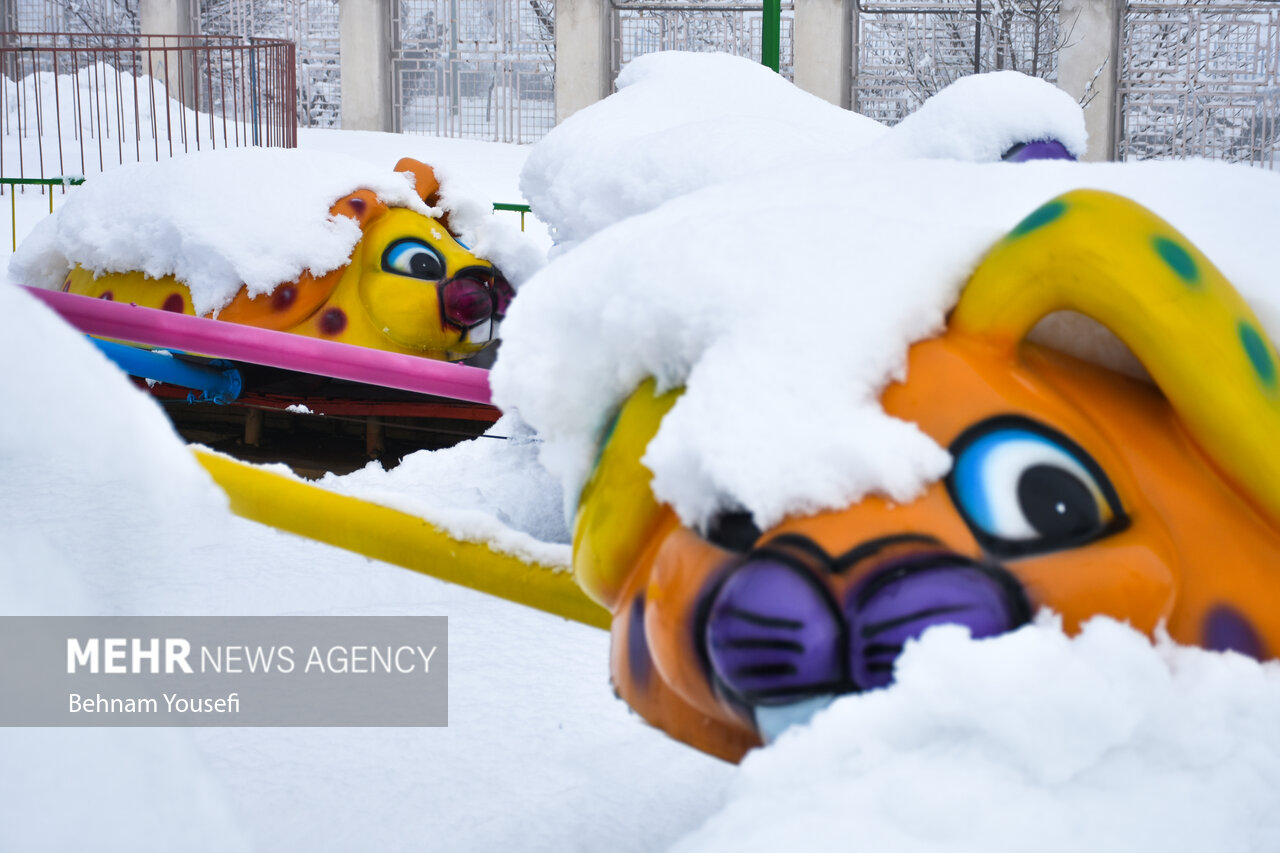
[947,416,1126,557]
[382,239,445,281]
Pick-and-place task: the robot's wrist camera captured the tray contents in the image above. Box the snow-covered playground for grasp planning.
[4,51,1280,852]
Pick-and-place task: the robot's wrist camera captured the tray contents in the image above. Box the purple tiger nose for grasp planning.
[703,549,1032,714]
[847,555,1032,690]
[704,557,843,705]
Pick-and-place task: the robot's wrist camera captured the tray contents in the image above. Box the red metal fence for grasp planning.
[0,32,296,187]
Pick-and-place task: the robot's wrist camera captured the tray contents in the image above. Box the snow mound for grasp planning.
[520,52,888,250]
[8,147,541,317]
[496,150,1280,532]
[867,70,1087,161]
[521,55,1086,254]
[677,617,1280,853]
[0,283,251,851]
[316,414,571,568]
[0,282,233,582]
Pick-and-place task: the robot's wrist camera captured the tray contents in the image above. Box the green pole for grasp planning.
[762,0,781,72]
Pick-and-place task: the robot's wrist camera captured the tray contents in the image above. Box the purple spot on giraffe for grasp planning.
[347,196,367,217]
[272,284,298,312]
[162,293,184,313]
[320,307,347,336]
[99,291,114,301]
[1204,605,1264,660]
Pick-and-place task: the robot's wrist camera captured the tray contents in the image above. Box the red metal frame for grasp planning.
[0,31,296,190]
[145,382,502,422]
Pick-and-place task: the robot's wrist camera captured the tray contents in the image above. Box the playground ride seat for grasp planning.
[571,189,1280,762]
[63,158,513,363]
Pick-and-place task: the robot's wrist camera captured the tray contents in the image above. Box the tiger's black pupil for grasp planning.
[706,511,762,553]
[1016,464,1099,540]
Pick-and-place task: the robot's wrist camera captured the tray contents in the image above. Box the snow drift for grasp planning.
[678,617,1280,853]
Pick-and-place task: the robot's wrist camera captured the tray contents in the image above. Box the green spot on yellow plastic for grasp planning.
[1154,236,1199,285]
[1009,200,1067,238]
[1239,322,1277,388]
[591,406,624,474]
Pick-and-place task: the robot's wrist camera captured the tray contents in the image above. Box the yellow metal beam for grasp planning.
[193,448,608,630]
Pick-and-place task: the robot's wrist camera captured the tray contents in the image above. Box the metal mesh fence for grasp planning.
[6,0,141,32]
[610,0,795,83]
[13,0,1280,165]
[1119,0,1279,167]
[852,0,1061,123]
[200,0,340,129]
[392,0,555,143]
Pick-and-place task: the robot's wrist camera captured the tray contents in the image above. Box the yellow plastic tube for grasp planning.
[193,448,608,629]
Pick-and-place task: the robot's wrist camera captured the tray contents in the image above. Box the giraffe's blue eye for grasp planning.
[947,416,1127,557]
[383,239,445,280]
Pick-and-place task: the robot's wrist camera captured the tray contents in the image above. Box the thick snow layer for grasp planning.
[497,153,1280,531]
[521,55,1085,252]
[678,617,1280,853]
[298,127,555,255]
[864,70,1087,161]
[298,127,555,279]
[9,146,543,316]
[0,284,253,852]
[10,148,427,314]
[520,52,888,249]
[315,415,571,568]
[0,254,733,850]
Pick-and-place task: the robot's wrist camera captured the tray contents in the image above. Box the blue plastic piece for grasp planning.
[89,337,243,404]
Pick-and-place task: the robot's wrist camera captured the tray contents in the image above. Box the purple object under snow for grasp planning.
[1002,139,1076,162]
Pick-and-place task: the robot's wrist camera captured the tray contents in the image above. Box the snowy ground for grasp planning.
[4,52,1280,852]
